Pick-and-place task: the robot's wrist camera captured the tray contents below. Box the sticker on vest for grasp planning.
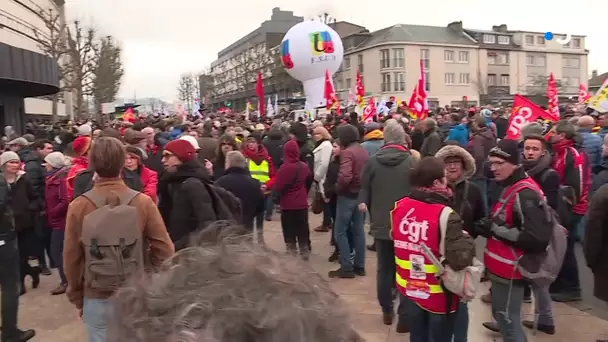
[410,254,427,280]
[406,280,431,300]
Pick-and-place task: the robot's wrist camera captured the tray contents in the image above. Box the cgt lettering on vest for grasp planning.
[394,208,430,253]
[508,106,534,136]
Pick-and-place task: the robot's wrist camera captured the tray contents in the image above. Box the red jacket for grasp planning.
[46,167,70,230]
[553,140,591,214]
[140,166,159,204]
[274,140,310,210]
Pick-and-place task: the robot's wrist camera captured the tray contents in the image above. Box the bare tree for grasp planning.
[177,73,196,110]
[35,7,69,123]
[198,70,216,108]
[66,20,97,118]
[90,36,124,121]
[267,46,302,99]
[525,74,564,105]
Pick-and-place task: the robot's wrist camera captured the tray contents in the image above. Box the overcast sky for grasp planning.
[65,0,606,102]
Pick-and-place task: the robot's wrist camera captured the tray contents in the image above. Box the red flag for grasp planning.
[579,84,592,104]
[325,70,337,109]
[123,107,137,123]
[363,96,377,123]
[356,69,366,106]
[417,59,429,119]
[507,94,555,140]
[547,73,560,121]
[408,85,420,119]
[256,71,265,116]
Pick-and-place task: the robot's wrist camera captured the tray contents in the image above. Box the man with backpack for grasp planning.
[477,139,554,342]
[64,137,175,342]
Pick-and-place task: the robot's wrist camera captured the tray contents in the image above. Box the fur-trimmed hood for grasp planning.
[435,145,476,180]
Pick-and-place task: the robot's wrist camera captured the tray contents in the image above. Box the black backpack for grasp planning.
[183,178,243,224]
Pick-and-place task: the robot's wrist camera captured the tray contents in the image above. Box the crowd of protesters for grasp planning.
[0,101,606,342]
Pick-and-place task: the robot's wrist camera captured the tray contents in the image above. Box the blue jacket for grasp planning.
[361,139,383,157]
[579,128,603,170]
[447,124,470,147]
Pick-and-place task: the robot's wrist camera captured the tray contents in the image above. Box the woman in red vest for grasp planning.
[391,157,474,342]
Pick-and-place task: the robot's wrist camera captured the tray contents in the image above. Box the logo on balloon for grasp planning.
[309,31,334,56]
[281,40,294,69]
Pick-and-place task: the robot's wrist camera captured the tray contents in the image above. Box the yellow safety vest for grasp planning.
[249,159,270,183]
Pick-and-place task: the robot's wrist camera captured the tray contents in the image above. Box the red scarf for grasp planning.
[417,185,453,199]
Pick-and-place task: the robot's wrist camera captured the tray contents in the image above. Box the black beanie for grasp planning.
[489,139,520,165]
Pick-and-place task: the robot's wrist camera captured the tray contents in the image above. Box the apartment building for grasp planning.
[209,7,303,110]
[335,24,480,108]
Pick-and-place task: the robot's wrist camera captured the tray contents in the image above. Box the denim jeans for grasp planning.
[0,239,21,340]
[376,239,397,314]
[84,298,111,342]
[453,302,469,342]
[334,196,365,271]
[405,297,455,342]
[50,230,67,285]
[531,284,554,326]
[264,195,274,219]
[551,213,582,294]
[491,280,527,342]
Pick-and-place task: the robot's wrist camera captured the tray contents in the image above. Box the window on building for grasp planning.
[536,56,546,66]
[336,80,343,90]
[497,52,509,64]
[380,49,390,69]
[562,77,570,86]
[488,74,497,86]
[570,77,580,86]
[394,72,405,91]
[483,34,496,44]
[537,36,545,45]
[346,78,352,89]
[572,38,581,48]
[498,36,510,45]
[526,55,535,66]
[500,74,510,86]
[382,73,392,92]
[459,73,470,84]
[525,35,534,45]
[565,56,580,68]
[421,49,429,61]
[488,54,497,65]
[343,56,351,69]
[444,50,454,62]
[445,73,455,85]
[458,51,469,63]
[357,54,364,72]
[393,48,405,68]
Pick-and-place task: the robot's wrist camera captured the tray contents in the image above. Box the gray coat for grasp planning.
[358,145,416,240]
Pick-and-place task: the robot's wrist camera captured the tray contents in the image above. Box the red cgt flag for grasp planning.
[579,84,592,104]
[507,94,556,140]
[324,70,337,109]
[408,85,421,119]
[356,69,366,106]
[547,73,560,121]
[256,71,265,116]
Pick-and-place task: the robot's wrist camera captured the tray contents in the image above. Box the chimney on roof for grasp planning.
[592,70,598,78]
[492,24,508,33]
[447,21,463,32]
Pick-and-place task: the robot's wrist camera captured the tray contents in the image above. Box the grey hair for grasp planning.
[383,122,406,145]
[225,151,247,169]
[384,118,399,127]
[108,222,361,342]
[521,122,544,139]
[556,120,577,139]
[425,118,437,129]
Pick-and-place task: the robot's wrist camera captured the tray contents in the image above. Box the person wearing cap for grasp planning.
[477,139,553,341]
[44,152,70,296]
[158,139,218,250]
[7,137,29,154]
[242,131,276,244]
[125,146,158,204]
[66,136,92,200]
[0,151,36,342]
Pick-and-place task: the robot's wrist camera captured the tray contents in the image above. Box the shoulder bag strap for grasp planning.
[82,189,106,209]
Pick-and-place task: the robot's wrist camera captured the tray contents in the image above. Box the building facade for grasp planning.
[0,0,65,129]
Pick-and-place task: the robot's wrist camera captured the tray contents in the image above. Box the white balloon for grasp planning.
[280,20,344,108]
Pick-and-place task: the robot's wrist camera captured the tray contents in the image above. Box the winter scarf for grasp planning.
[522,153,552,177]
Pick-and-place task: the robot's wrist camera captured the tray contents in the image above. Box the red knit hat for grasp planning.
[164,139,196,162]
[72,136,92,157]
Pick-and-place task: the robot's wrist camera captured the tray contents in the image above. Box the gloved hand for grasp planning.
[473,217,493,238]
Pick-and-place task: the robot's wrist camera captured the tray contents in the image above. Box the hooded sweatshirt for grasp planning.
[274,140,311,210]
[358,144,415,240]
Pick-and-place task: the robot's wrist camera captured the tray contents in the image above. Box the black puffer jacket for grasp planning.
[158,160,216,250]
[24,153,46,212]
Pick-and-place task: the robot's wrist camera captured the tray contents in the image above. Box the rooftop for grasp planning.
[354,23,476,50]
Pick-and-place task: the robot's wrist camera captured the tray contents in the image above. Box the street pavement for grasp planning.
[14,213,608,342]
